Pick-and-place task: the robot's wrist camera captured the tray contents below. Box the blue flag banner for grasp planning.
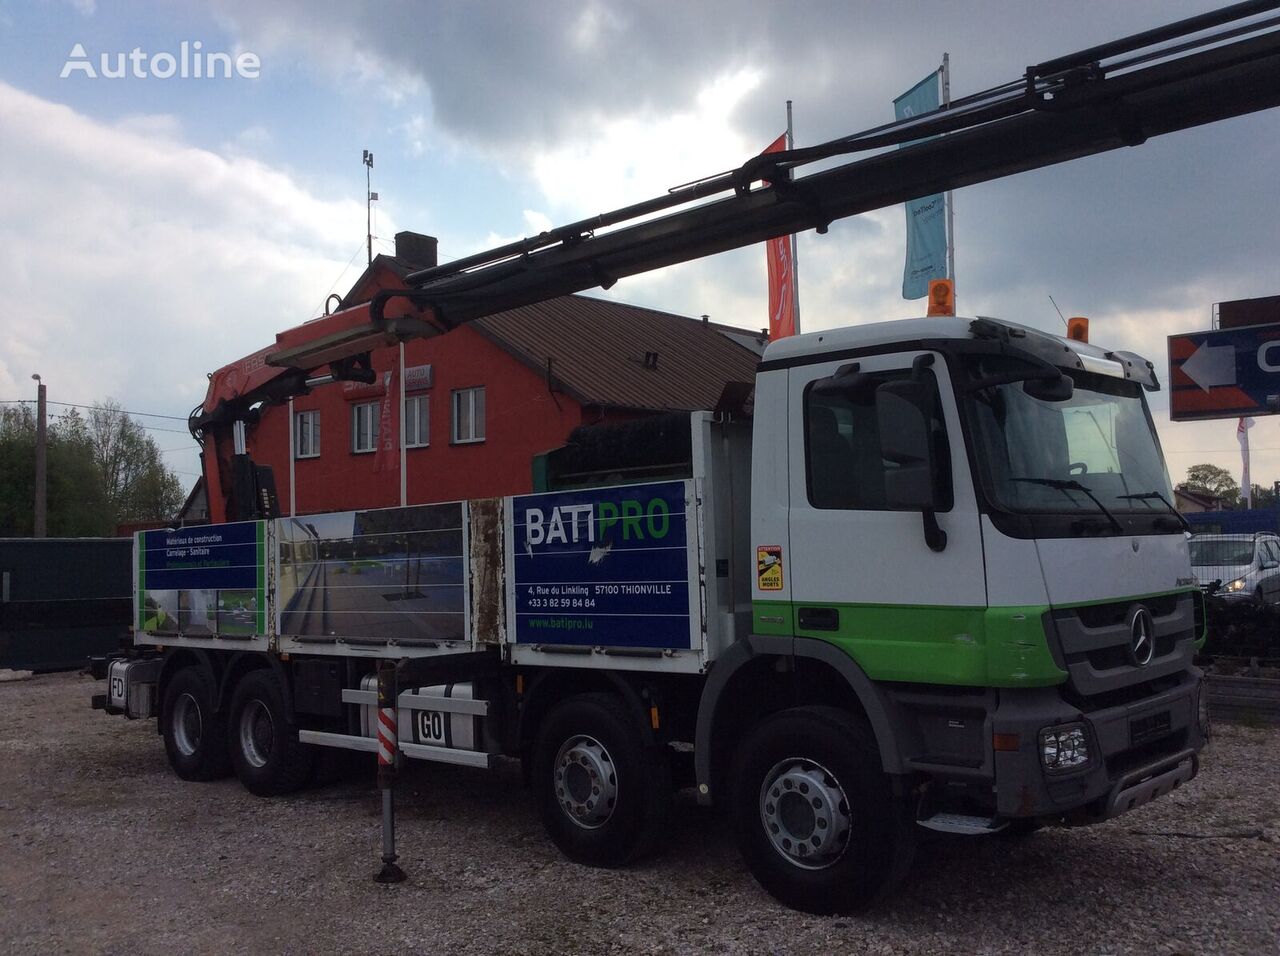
[894,71,948,300]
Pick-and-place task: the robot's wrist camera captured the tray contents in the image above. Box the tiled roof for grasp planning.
[472,294,760,412]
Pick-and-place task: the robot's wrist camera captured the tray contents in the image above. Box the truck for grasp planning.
[92,5,1279,915]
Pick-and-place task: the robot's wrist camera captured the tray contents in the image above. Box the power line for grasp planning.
[0,399,187,421]
[313,241,369,317]
[43,412,192,435]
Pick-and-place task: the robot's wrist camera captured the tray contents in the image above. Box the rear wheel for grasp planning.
[228,669,313,796]
[730,706,915,914]
[533,693,670,867]
[161,666,230,781]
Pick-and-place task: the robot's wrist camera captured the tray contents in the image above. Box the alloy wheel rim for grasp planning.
[172,693,202,757]
[238,699,275,769]
[553,734,618,829]
[758,757,853,870]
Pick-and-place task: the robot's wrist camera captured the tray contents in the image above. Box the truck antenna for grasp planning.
[1048,294,1068,328]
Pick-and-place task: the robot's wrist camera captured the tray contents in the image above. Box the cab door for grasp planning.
[785,350,989,685]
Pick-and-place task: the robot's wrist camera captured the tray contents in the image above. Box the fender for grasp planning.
[157,648,219,705]
[218,651,296,722]
[519,667,657,750]
[693,635,908,804]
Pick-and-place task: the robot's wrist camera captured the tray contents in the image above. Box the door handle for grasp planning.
[798,606,840,631]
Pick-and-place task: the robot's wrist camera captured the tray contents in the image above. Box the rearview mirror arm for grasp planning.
[923,509,947,552]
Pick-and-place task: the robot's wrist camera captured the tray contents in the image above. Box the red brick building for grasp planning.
[241,233,762,516]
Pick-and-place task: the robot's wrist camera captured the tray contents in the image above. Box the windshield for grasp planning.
[964,357,1173,520]
[1188,540,1254,567]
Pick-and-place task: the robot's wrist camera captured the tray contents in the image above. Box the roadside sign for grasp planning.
[1168,323,1280,421]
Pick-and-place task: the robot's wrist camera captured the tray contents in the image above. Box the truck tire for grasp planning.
[161,665,231,781]
[730,706,915,914]
[228,669,313,797]
[533,692,670,867]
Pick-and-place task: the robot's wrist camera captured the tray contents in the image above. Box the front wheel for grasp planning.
[730,706,915,914]
[228,669,313,797]
[533,693,670,867]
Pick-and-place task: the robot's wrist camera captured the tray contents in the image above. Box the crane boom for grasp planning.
[193,1,1280,523]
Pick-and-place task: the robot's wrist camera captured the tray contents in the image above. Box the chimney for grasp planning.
[394,231,438,270]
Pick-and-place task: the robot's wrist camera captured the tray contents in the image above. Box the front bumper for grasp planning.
[989,669,1205,821]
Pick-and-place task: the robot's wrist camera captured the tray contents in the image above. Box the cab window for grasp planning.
[804,369,951,511]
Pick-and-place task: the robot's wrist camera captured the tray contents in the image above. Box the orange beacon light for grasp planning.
[926,279,955,316]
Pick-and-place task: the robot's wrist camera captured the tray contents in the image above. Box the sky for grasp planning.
[0,0,1277,496]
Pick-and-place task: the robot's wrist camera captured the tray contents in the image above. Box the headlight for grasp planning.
[1223,577,1247,593]
[1039,723,1091,773]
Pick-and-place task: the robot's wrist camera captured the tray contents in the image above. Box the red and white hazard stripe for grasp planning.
[377,706,397,766]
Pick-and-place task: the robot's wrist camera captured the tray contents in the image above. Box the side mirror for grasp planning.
[812,362,862,396]
[876,380,940,511]
[1262,559,1278,570]
[1023,374,1073,402]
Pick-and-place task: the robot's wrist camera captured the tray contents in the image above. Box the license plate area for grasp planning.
[1129,710,1171,747]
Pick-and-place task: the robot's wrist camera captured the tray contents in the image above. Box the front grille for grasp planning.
[1073,592,1180,629]
[1063,672,1182,712]
[1051,593,1195,699]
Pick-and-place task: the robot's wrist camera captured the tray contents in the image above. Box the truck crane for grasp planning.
[98,3,1280,915]
[192,0,1280,524]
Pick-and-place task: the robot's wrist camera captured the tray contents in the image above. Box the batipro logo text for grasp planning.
[524,497,671,548]
[60,42,260,79]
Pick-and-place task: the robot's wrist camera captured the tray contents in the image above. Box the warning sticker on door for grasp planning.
[757,545,784,591]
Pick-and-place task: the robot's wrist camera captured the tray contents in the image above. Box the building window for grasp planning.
[351,401,380,453]
[404,395,429,448]
[452,387,485,444]
[295,410,320,459]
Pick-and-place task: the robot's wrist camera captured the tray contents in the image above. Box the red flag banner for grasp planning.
[1238,416,1254,507]
[373,367,398,474]
[762,133,796,340]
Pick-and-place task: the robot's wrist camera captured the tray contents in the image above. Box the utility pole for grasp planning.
[363,149,375,266]
[32,373,46,538]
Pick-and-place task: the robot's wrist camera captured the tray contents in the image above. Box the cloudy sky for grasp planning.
[0,0,1277,494]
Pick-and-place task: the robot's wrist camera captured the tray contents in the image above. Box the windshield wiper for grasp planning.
[1117,490,1191,532]
[1011,477,1124,535]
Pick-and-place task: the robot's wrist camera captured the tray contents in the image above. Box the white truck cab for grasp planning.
[739,315,1204,829]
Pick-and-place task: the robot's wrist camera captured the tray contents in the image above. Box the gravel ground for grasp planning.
[1,672,1278,955]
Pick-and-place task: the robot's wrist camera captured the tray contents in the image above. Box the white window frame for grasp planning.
[404,394,429,448]
[351,401,380,454]
[451,387,485,444]
[294,410,320,459]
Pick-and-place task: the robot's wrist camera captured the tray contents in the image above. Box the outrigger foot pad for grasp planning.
[375,860,406,884]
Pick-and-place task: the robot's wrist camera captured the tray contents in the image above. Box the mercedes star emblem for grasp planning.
[1128,605,1156,666]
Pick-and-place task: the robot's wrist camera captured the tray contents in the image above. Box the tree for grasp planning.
[0,405,111,536]
[0,400,185,536]
[87,401,185,525]
[1180,463,1240,507]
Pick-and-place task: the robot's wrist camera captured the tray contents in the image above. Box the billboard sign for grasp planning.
[510,481,695,649]
[277,503,465,643]
[1169,323,1280,421]
[137,521,265,636]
